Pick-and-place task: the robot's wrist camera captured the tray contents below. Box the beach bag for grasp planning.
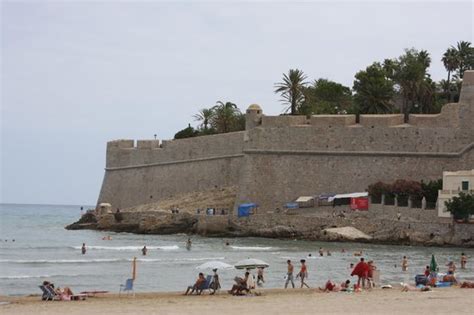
[415,275,428,286]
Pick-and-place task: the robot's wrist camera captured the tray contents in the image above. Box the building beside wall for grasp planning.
[438,169,474,217]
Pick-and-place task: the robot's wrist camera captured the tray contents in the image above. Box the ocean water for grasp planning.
[1,204,473,296]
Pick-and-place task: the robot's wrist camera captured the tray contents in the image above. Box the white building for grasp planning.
[438,169,474,217]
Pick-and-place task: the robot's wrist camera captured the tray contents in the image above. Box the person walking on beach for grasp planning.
[461,253,467,269]
[284,260,295,289]
[142,245,147,256]
[81,243,86,255]
[402,256,408,271]
[210,269,221,294]
[296,259,310,288]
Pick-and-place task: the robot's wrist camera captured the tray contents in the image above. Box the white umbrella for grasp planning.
[234,258,269,270]
[196,261,234,270]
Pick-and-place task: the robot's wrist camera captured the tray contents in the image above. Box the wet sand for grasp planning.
[1,287,473,315]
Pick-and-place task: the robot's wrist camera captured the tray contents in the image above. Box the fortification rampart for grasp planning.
[97,71,474,213]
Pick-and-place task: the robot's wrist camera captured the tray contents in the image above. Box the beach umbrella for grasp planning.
[132,257,137,280]
[234,258,269,270]
[430,254,438,272]
[196,261,234,270]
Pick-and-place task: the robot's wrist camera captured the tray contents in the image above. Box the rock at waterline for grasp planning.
[323,226,373,241]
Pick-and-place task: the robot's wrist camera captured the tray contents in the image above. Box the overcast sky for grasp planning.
[1,0,473,205]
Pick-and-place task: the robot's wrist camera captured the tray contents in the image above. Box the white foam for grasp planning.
[0,274,80,279]
[0,258,128,264]
[71,245,179,251]
[230,246,273,251]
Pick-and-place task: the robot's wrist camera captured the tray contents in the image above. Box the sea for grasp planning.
[1,203,473,296]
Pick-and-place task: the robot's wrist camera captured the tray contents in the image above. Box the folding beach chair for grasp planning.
[119,278,135,297]
[39,285,59,301]
[196,275,213,295]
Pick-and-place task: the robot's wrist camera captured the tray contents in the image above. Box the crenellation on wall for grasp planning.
[359,114,404,127]
[107,139,135,149]
[310,114,356,127]
[261,115,308,128]
[136,140,160,149]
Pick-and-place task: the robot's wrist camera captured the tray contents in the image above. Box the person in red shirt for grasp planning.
[351,258,369,288]
[424,265,430,277]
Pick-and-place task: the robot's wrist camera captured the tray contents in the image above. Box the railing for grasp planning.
[370,194,437,210]
[439,189,474,195]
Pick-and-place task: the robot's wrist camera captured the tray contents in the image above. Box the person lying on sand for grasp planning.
[460,281,474,288]
[184,273,206,295]
[401,283,431,292]
[55,287,75,300]
[340,280,351,291]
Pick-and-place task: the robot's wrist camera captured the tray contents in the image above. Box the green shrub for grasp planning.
[445,192,474,222]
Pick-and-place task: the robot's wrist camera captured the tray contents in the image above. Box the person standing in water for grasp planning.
[319,247,324,256]
[186,238,192,250]
[461,253,467,269]
[142,245,147,256]
[81,243,86,255]
[296,259,310,288]
[284,260,295,289]
[402,256,408,271]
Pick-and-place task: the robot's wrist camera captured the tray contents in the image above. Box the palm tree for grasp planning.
[353,63,395,114]
[193,108,214,130]
[211,101,241,133]
[274,69,308,115]
[454,41,473,78]
[442,48,460,100]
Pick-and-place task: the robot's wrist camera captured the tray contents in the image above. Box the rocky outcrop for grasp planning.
[66,211,474,248]
[322,227,373,242]
[66,212,98,230]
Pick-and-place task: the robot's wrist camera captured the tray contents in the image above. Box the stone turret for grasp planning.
[245,103,263,130]
[460,70,474,104]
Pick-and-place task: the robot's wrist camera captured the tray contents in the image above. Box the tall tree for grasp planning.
[193,108,214,130]
[384,48,433,120]
[353,63,395,114]
[211,101,242,133]
[301,79,353,115]
[441,48,460,101]
[454,41,474,78]
[274,69,308,115]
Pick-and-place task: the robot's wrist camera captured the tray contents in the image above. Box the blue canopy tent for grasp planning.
[238,203,257,217]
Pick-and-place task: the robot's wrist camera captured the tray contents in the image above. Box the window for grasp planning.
[461,181,469,191]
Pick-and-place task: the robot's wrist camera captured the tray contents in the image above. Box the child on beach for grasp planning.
[296,259,310,288]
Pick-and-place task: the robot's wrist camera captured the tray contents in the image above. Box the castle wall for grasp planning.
[98,132,245,209]
[235,148,474,210]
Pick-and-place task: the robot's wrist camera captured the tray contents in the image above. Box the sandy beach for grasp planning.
[1,287,473,315]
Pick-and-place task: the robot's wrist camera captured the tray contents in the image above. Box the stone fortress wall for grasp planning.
[97,71,474,212]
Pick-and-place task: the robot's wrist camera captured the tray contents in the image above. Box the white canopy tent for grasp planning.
[327,192,368,202]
